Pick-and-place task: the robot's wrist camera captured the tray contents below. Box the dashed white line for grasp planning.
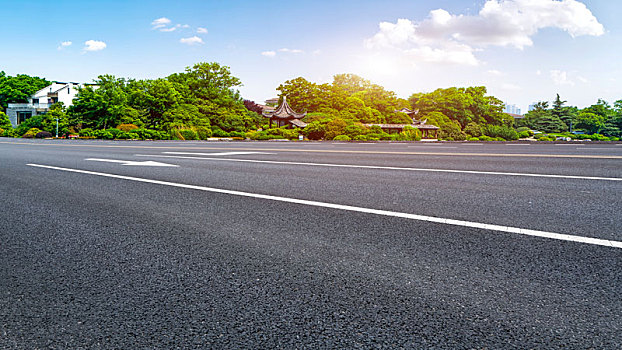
[134,154,622,182]
[26,163,622,249]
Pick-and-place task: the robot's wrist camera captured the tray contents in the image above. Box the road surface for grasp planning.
[1,139,621,348]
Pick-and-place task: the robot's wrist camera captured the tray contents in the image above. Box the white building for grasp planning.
[504,103,522,115]
[6,82,84,127]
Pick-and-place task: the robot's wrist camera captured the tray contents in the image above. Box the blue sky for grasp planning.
[1,0,618,111]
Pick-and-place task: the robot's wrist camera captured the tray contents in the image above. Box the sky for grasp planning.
[1,0,619,112]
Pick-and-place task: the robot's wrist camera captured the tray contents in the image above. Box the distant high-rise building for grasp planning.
[504,104,522,115]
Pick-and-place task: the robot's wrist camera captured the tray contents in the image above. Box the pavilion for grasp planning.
[262,97,307,129]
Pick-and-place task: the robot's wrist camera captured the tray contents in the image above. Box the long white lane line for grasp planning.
[135,154,622,182]
[165,151,274,156]
[27,163,622,249]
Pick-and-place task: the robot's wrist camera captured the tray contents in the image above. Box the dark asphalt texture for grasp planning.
[1,139,621,349]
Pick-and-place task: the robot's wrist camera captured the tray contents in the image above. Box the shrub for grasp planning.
[2,128,16,137]
[93,129,114,139]
[483,125,519,141]
[212,128,230,137]
[479,135,493,141]
[538,136,556,141]
[464,122,482,137]
[79,128,94,137]
[518,131,531,138]
[117,124,139,132]
[353,135,368,141]
[22,128,42,138]
[333,135,351,141]
[107,128,122,138]
[195,127,213,140]
[467,137,480,141]
[0,128,3,135]
[35,131,53,138]
[179,129,198,140]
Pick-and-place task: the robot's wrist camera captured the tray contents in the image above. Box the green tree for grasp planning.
[0,71,50,111]
[0,111,12,129]
[575,112,606,134]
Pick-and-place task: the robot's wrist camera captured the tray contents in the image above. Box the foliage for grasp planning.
[333,135,351,141]
[117,123,139,132]
[0,111,12,129]
[439,120,467,141]
[575,112,606,134]
[463,122,482,137]
[410,86,504,128]
[0,71,50,111]
[21,128,42,138]
[483,125,519,141]
[35,131,53,138]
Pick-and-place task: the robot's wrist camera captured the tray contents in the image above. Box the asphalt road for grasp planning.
[1,139,621,348]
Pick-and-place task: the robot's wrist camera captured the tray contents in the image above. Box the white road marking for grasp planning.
[85,158,178,167]
[407,146,458,149]
[506,144,530,146]
[461,143,483,145]
[134,154,622,182]
[576,148,620,150]
[164,151,273,156]
[26,163,622,249]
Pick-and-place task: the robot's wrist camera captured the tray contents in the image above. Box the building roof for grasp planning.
[262,97,306,120]
[396,107,418,116]
[506,113,524,119]
[289,119,308,128]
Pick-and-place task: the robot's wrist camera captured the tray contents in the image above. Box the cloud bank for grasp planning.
[366,0,604,65]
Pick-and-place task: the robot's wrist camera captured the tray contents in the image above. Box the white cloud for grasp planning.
[366,0,604,65]
[278,48,304,54]
[312,49,322,56]
[577,76,589,83]
[536,70,542,76]
[261,51,276,57]
[151,17,171,29]
[180,36,204,45]
[160,27,177,32]
[83,40,106,52]
[57,41,72,50]
[197,27,208,34]
[487,69,503,76]
[551,70,575,86]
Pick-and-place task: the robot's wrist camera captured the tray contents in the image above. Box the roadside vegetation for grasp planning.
[1,64,621,141]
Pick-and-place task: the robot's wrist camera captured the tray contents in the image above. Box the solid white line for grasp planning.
[26,163,622,249]
[164,151,273,156]
[134,154,622,182]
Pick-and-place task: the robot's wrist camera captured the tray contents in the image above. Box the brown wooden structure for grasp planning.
[262,97,307,128]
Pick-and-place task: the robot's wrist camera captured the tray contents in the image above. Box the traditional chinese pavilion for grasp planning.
[262,97,307,128]
[363,108,440,138]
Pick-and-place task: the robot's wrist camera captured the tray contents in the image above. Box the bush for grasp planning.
[479,135,493,141]
[333,135,351,141]
[195,127,213,140]
[464,122,482,137]
[212,128,231,137]
[467,137,480,141]
[107,128,122,138]
[117,124,139,132]
[22,128,42,138]
[518,131,531,138]
[93,129,114,139]
[179,129,198,140]
[538,136,556,141]
[79,128,94,137]
[2,128,16,137]
[483,125,519,141]
[35,131,53,138]
[353,135,368,141]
